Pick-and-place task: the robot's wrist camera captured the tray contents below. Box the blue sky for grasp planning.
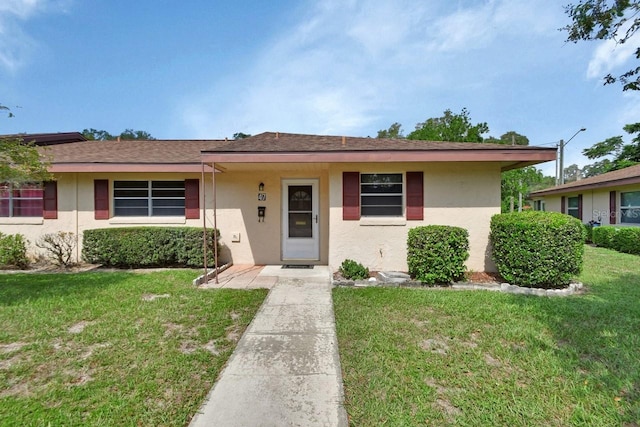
[1,0,639,176]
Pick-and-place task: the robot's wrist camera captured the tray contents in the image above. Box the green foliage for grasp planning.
[82,128,155,140]
[583,223,594,243]
[0,136,52,184]
[82,227,220,268]
[612,227,640,255]
[36,232,77,267]
[490,211,584,288]
[232,132,252,140]
[501,166,547,212]
[339,259,370,280]
[407,225,469,284]
[593,226,640,255]
[563,1,640,91]
[592,226,617,248]
[0,232,29,269]
[407,108,488,143]
[484,130,530,146]
[377,122,404,139]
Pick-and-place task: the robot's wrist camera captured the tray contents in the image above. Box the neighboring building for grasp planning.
[1,132,556,272]
[531,164,640,226]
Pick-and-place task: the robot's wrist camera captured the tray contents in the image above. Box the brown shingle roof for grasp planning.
[38,132,556,172]
[531,164,640,196]
[207,132,553,152]
[42,139,228,164]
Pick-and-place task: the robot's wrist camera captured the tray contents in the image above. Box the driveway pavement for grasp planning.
[190,266,348,427]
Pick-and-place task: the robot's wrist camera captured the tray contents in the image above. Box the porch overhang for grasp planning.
[50,163,216,173]
[200,150,556,172]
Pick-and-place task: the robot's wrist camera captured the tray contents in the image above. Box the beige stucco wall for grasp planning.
[2,162,502,272]
[535,183,640,226]
[328,162,502,272]
[212,167,330,265]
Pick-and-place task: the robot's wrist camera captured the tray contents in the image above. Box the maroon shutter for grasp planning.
[577,194,583,220]
[610,191,617,225]
[406,171,424,220]
[561,196,566,214]
[185,179,200,219]
[42,181,58,219]
[343,172,360,220]
[94,180,109,220]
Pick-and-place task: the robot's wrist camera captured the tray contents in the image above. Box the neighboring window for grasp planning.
[621,191,640,224]
[533,200,545,211]
[0,183,43,217]
[113,181,185,216]
[360,173,403,216]
[567,196,579,219]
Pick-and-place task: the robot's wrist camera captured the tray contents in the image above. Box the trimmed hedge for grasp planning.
[593,226,640,255]
[592,226,617,249]
[490,211,583,288]
[407,225,469,285]
[82,227,220,268]
[0,232,29,269]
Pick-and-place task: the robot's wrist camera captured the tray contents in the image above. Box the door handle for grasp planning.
[315,214,318,223]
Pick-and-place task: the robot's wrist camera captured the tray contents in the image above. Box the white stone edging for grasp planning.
[193,263,233,286]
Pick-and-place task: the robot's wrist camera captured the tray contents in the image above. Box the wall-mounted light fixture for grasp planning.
[258,182,265,192]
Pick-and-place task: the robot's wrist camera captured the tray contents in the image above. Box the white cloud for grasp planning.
[587,34,640,80]
[180,0,570,138]
[0,0,71,71]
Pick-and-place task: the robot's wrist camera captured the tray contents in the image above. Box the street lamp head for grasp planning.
[580,127,586,132]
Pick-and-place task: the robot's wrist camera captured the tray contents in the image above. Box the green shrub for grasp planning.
[611,227,640,255]
[0,232,29,269]
[407,225,469,285]
[592,226,617,249]
[583,223,593,243]
[490,211,583,288]
[82,227,220,268]
[339,259,369,280]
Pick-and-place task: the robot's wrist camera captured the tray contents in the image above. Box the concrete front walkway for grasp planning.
[190,266,348,427]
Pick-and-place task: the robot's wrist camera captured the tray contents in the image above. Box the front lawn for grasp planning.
[0,270,267,426]
[334,245,640,426]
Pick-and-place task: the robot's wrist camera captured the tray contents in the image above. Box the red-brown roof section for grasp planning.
[531,164,640,196]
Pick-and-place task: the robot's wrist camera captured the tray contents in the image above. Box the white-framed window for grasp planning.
[360,173,403,217]
[0,183,43,217]
[533,200,545,211]
[567,196,580,219]
[621,191,640,224]
[113,181,185,217]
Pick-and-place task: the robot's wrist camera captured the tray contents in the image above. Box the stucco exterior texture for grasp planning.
[1,161,502,273]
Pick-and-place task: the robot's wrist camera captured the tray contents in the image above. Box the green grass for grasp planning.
[0,270,267,426]
[334,245,640,426]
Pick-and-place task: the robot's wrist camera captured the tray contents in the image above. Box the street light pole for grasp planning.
[558,127,587,185]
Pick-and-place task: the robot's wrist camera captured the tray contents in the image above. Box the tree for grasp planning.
[563,163,582,182]
[377,122,404,139]
[501,167,547,212]
[0,136,52,184]
[563,1,640,91]
[484,131,530,146]
[407,108,489,142]
[581,122,640,174]
[82,128,155,140]
[233,132,251,140]
[1,105,52,184]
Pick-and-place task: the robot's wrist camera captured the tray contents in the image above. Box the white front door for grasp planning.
[282,179,319,260]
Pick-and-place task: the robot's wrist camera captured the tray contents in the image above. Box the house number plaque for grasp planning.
[258,193,267,201]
